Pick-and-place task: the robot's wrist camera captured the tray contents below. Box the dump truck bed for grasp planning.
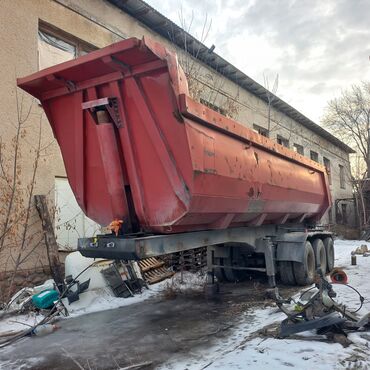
[18,37,331,234]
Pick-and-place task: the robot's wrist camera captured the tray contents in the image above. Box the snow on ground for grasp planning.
[159,240,370,370]
[63,270,206,317]
[1,241,369,369]
[0,270,206,334]
[0,313,44,336]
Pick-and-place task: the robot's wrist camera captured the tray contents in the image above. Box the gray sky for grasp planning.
[145,0,370,123]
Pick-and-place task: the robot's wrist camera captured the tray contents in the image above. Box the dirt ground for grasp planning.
[0,277,299,370]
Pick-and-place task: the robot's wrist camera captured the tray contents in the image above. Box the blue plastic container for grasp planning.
[32,289,59,309]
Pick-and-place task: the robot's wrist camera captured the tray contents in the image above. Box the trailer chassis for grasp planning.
[78,225,332,288]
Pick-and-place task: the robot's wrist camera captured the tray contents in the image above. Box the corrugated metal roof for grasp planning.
[107,0,355,154]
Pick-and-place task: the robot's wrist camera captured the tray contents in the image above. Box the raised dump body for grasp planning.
[18,37,331,235]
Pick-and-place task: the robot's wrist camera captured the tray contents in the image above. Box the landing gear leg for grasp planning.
[257,238,277,287]
[205,247,219,297]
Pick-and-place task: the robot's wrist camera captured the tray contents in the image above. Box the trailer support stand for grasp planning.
[265,243,277,287]
[256,238,276,287]
[205,248,219,297]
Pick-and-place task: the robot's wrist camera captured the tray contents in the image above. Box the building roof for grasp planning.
[107,0,355,154]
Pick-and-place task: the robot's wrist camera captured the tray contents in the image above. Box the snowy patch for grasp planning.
[0,313,44,336]
[63,286,158,317]
[0,270,206,333]
[159,239,370,370]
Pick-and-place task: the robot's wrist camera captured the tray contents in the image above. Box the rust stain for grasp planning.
[204,149,215,157]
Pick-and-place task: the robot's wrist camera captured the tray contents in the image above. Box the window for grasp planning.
[200,98,226,116]
[310,150,319,162]
[323,157,331,184]
[253,124,269,137]
[293,143,304,155]
[339,164,345,189]
[277,135,289,148]
[38,23,96,70]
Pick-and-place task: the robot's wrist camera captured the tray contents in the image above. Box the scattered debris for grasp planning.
[101,262,143,297]
[353,244,369,255]
[32,279,56,295]
[329,268,348,284]
[0,251,180,346]
[63,275,91,304]
[272,270,369,344]
[2,288,34,316]
[139,257,175,284]
[119,361,153,370]
[31,323,59,337]
[32,289,60,309]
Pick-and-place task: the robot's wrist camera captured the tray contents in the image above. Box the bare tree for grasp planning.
[169,8,241,119]
[322,82,370,177]
[263,73,279,137]
[322,82,370,231]
[0,88,55,302]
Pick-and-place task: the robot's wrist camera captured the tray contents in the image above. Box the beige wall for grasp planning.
[0,0,354,275]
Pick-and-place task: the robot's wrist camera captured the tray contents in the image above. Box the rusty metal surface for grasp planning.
[18,37,331,234]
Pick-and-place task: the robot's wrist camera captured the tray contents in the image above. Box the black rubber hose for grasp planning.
[331,282,365,313]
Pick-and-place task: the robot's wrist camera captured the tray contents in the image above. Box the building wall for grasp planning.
[0,0,354,277]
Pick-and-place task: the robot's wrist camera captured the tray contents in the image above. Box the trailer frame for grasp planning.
[78,225,332,287]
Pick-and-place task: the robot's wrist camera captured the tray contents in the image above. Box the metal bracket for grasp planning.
[82,97,123,128]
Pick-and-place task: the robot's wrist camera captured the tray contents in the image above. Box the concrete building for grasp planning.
[0,0,355,293]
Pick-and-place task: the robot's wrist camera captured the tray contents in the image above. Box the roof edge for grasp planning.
[107,0,355,154]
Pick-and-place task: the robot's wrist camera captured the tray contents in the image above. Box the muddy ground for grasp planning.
[0,277,299,370]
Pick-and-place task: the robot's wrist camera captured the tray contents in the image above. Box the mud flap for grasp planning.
[276,232,308,263]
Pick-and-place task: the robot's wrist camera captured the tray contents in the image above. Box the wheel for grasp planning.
[222,257,238,282]
[323,237,335,272]
[293,241,315,286]
[312,239,327,276]
[213,257,225,282]
[279,261,296,285]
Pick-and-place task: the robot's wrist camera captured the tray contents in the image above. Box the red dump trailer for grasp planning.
[18,37,333,286]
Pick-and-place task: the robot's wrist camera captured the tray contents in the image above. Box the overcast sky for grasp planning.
[145,0,370,123]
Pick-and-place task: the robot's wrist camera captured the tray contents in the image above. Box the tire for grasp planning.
[323,237,335,272]
[279,261,296,285]
[222,257,238,282]
[293,241,315,286]
[312,239,327,276]
[279,261,297,285]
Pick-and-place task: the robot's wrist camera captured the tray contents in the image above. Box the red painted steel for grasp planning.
[17,37,331,233]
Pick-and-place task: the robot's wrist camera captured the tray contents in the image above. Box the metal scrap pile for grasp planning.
[272,270,369,346]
